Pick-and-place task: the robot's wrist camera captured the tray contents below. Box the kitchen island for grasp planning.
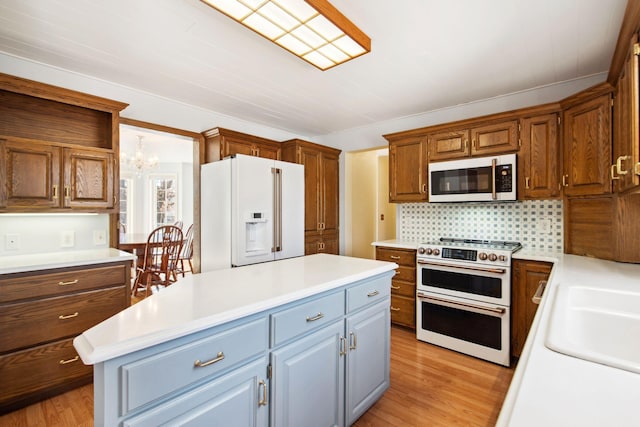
[74,254,397,426]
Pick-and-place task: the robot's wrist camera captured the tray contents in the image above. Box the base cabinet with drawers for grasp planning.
[375,246,416,329]
[90,271,393,426]
[0,261,131,413]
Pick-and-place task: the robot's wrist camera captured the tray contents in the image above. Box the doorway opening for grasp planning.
[345,147,396,259]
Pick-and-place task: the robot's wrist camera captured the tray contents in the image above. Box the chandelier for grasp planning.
[121,135,159,177]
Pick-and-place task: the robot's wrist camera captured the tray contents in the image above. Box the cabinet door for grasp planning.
[300,147,322,233]
[0,139,61,208]
[63,148,114,209]
[254,143,281,160]
[511,260,552,358]
[470,120,519,155]
[345,301,390,426]
[123,358,268,427]
[271,321,344,427]
[389,137,427,202]
[427,129,470,161]
[519,114,560,199]
[612,34,640,192]
[321,152,340,234]
[222,136,255,157]
[562,94,612,196]
[321,231,339,255]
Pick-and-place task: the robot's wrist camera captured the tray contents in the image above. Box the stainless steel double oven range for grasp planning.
[416,238,522,366]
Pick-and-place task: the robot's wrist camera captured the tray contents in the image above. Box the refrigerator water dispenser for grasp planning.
[245,212,268,255]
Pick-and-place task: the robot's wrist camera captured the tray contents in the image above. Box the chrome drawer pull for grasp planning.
[306,312,324,322]
[258,380,268,406]
[389,255,401,260]
[367,290,379,297]
[349,332,357,350]
[532,280,548,305]
[194,351,225,368]
[58,312,79,320]
[58,279,79,286]
[59,356,79,365]
[390,285,401,290]
[390,306,400,312]
[339,336,347,356]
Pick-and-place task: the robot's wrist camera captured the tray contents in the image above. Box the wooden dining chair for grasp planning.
[174,224,194,278]
[132,225,183,297]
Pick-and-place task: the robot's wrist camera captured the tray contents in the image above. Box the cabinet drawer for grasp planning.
[375,248,416,266]
[0,338,91,405]
[271,291,344,347]
[390,295,416,329]
[121,317,268,415]
[0,287,126,353]
[0,264,127,303]
[346,276,391,314]
[390,279,415,298]
[394,265,416,283]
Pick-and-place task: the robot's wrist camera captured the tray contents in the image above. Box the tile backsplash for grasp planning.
[398,200,563,251]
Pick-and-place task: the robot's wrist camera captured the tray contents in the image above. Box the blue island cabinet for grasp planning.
[88,269,393,427]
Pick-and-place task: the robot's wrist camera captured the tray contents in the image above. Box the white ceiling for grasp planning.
[0,0,628,137]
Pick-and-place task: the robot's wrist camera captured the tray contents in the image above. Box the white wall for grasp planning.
[0,214,110,256]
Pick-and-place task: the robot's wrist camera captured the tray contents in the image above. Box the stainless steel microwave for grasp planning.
[428,154,517,202]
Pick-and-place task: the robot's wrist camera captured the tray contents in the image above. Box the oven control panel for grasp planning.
[442,248,477,261]
[417,244,514,265]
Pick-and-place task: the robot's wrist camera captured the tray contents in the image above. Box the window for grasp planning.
[119,177,134,233]
[150,174,179,228]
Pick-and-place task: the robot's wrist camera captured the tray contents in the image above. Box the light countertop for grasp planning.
[0,248,136,275]
[371,239,419,250]
[497,254,640,426]
[73,254,397,365]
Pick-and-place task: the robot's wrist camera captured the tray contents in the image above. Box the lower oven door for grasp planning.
[416,291,510,366]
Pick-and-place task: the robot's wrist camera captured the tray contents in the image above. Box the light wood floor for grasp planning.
[0,326,513,426]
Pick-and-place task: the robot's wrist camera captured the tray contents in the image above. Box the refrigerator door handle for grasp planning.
[272,167,282,252]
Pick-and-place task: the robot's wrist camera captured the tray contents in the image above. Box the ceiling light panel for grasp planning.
[201,0,371,70]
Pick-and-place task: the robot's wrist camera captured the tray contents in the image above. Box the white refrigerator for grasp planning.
[201,154,305,272]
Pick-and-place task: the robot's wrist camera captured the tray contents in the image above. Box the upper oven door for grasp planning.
[428,154,516,202]
[417,259,510,306]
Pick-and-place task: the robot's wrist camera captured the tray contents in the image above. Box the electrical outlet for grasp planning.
[93,230,107,246]
[61,230,75,248]
[537,219,551,234]
[6,234,20,250]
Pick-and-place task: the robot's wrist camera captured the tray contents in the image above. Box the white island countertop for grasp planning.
[498,254,640,426]
[0,248,136,275]
[74,254,397,365]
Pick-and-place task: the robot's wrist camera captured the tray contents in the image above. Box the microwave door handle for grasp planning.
[491,158,497,200]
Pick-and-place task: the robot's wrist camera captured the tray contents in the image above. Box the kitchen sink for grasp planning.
[546,285,640,374]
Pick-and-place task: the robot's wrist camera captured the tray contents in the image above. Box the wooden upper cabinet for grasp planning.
[470,120,519,155]
[519,113,560,199]
[281,139,341,255]
[612,34,640,192]
[203,127,281,162]
[427,129,469,161]
[0,73,126,213]
[562,91,612,196]
[0,139,61,209]
[387,136,427,202]
[63,148,114,209]
[427,120,518,163]
[0,139,114,210]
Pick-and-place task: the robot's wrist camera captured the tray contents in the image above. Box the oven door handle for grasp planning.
[491,158,497,200]
[417,292,506,315]
[417,260,506,275]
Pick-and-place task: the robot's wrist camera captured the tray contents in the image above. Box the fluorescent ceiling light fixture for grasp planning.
[201,0,371,70]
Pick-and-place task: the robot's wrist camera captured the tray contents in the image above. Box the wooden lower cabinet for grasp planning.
[511,259,552,359]
[0,261,131,413]
[375,246,416,329]
[305,230,339,255]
